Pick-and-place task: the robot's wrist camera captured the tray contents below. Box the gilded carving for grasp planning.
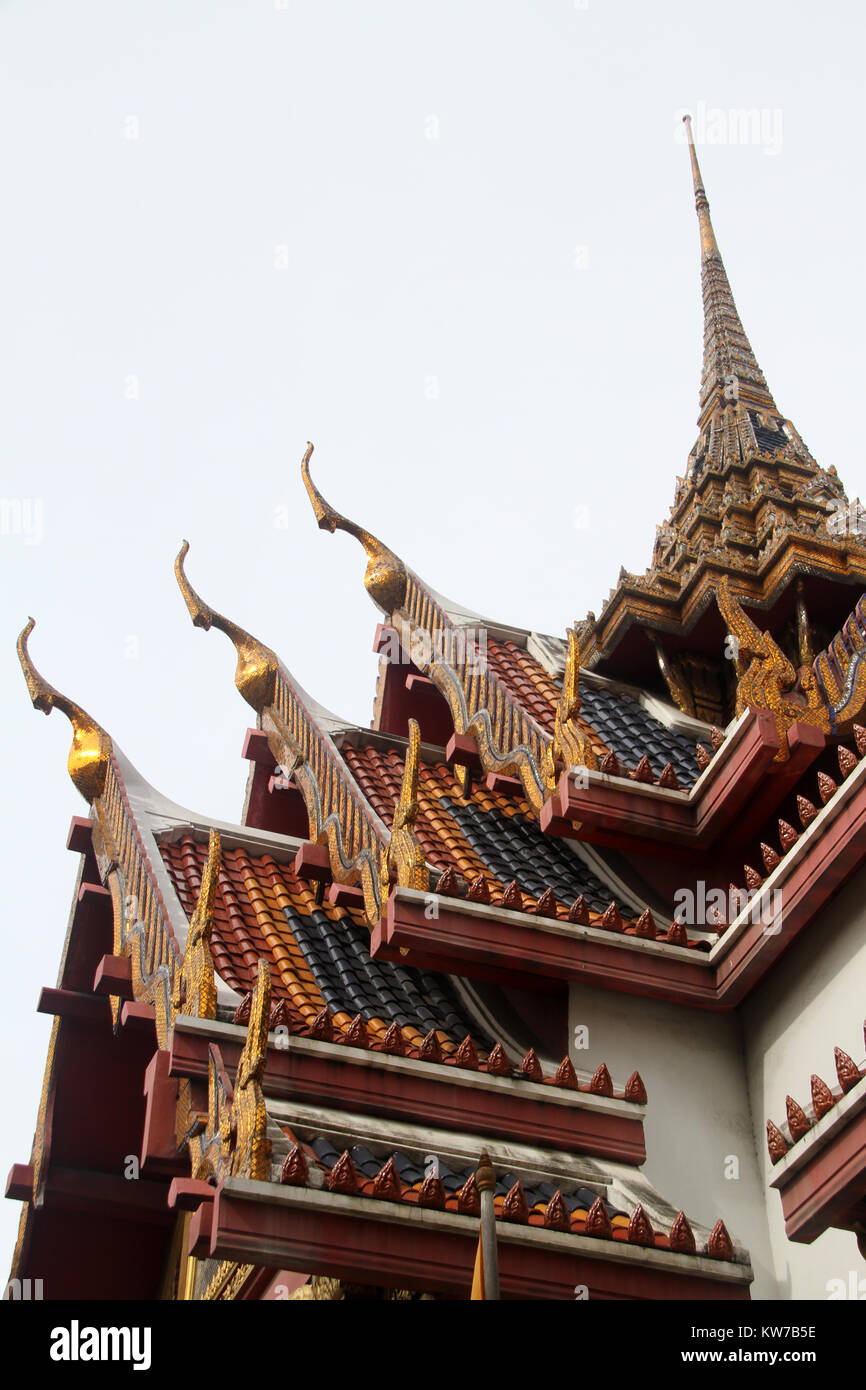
[172,829,220,1024]
[175,541,278,712]
[17,618,112,802]
[541,629,598,789]
[715,576,829,757]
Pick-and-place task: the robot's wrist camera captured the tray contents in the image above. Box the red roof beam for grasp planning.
[207,1180,751,1301]
[169,1016,646,1164]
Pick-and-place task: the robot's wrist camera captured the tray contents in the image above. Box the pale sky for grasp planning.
[2,0,864,1267]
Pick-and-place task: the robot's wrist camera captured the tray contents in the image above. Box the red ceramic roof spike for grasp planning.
[435,865,460,897]
[760,843,781,873]
[817,771,837,805]
[631,754,654,784]
[659,762,679,789]
[269,998,293,1030]
[344,1014,369,1049]
[778,819,799,851]
[519,1047,544,1082]
[810,1074,836,1119]
[600,750,621,776]
[466,875,491,904]
[380,1021,406,1055]
[766,1120,788,1164]
[280,1145,309,1187]
[627,1203,655,1248]
[633,907,657,939]
[624,1070,648,1104]
[568,895,590,925]
[695,742,711,772]
[742,864,763,890]
[590,1063,614,1097]
[499,880,524,912]
[669,1211,696,1254]
[454,1035,479,1070]
[543,1190,570,1231]
[709,726,725,752]
[585,1195,612,1239]
[371,1156,403,1202]
[308,1007,334,1042]
[797,795,818,828]
[534,887,559,918]
[328,1151,360,1195]
[457,1173,481,1217]
[233,994,252,1026]
[485,1042,511,1076]
[838,745,858,778]
[418,1030,444,1064]
[554,1056,580,1090]
[707,1219,734,1261]
[501,1180,529,1224]
[835,1046,862,1093]
[599,901,625,932]
[665,918,689,946]
[854,724,866,758]
[785,1095,812,1142]
[417,1172,446,1210]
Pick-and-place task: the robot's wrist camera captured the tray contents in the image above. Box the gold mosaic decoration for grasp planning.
[177,540,409,928]
[541,629,598,789]
[172,828,220,1024]
[17,618,112,802]
[715,576,829,757]
[301,449,556,811]
[187,959,272,1184]
[175,541,279,712]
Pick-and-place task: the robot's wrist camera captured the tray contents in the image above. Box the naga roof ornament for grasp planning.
[301,442,407,612]
[175,540,279,712]
[17,617,112,802]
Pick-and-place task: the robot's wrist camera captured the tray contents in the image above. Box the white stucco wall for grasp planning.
[567,858,866,1301]
[741,860,866,1301]
[567,981,780,1298]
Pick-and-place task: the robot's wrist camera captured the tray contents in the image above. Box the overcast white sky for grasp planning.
[2,0,864,1268]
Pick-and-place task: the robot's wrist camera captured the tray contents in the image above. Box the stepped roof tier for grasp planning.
[7,129,866,1302]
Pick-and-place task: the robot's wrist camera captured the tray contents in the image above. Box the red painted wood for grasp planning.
[168,1178,215,1212]
[293,842,332,884]
[169,1025,646,1164]
[210,1186,750,1301]
[445,732,482,769]
[142,1051,184,1177]
[5,1164,33,1202]
[776,1095,866,1243]
[546,709,780,851]
[92,954,134,999]
[37,987,111,1024]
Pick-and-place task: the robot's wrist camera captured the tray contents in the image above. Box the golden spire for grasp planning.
[175,541,279,713]
[301,442,407,613]
[17,618,112,801]
[682,114,778,430]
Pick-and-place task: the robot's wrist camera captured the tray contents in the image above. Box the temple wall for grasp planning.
[567,981,780,1299]
[741,860,866,1301]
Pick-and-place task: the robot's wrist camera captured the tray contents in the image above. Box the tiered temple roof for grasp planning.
[7,123,866,1301]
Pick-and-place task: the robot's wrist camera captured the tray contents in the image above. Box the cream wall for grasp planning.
[567,860,866,1301]
[741,861,866,1301]
[567,981,781,1298]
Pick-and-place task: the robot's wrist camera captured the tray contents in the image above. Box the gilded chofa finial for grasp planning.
[174,541,278,713]
[682,114,719,260]
[17,618,112,802]
[301,442,407,613]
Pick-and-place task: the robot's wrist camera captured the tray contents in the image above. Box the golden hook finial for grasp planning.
[301,442,407,613]
[682,115,719,261]
[174,541,279,713]
[17,617,112,801]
